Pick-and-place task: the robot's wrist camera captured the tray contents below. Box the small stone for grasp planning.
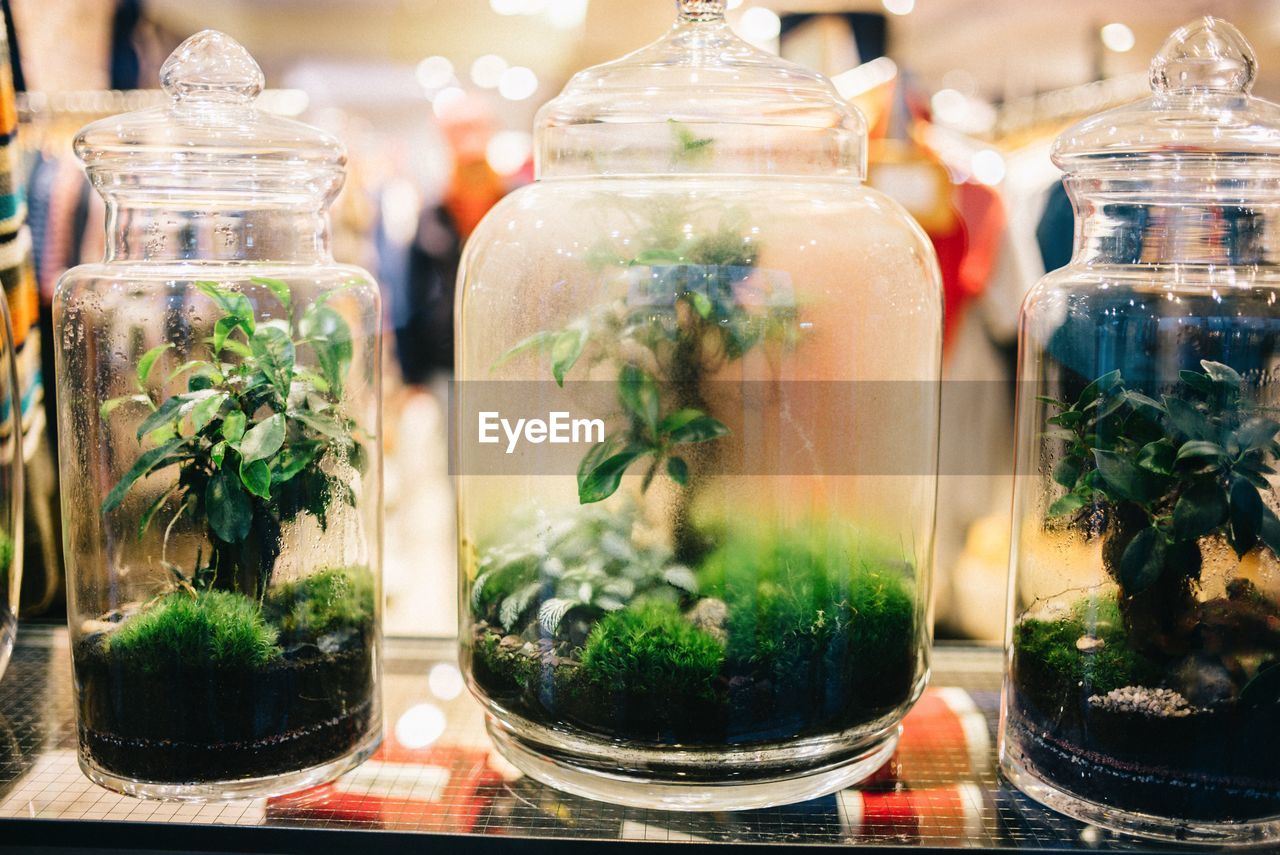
[499,634,523,652]
[1076,635,1105,653]
[1088,685,1197,718]
[687,597,729,643]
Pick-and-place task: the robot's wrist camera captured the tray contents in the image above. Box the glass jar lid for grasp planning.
[1053,17,1280,175]
[535,0,866,179]
[74,30,346,204]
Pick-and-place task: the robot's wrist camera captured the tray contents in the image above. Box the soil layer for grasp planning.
[74,628,376,784]
[1008,687,1280,822]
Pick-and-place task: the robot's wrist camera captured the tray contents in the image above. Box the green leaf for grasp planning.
[1260,508,1280,561]
[1175,440,1227,464]
[100,394,150,420]
[190,392,228,433]
[251,276,292,312]
[272,441,321,485]
[667,456,689,486]
[136,344,173,391]
[1173,480,1229,541]
[686,291,713,318]
[299,304,353,394]
[1052,455,1083,487]
[492,330,555,370]
[101,437,187,514]
[1036,395,1069,409]
[1093,449,1165,503]
[1136,439,1175,475]
[619,365,660,433]
[577,442,649,504]
[1230,477,1265,557]
[290,409,348,440]
[166,359,213,384]
[134,395,188,441]
[240,413,286,463]
[213,315,250,354]
[1077,370,1122,409]
[206,466,253,543]
[665,412,730,445]
[1238,416,1280,452]
[196,281,255,333]
[211,440,228,467]
[1119,526,1166,594]
[221,410,247,443]
[250,325,296,398]
[1164,396,1210,441]
[1200,360,1242,388]
[1124,390,1163,412]
[239,457,272,499]
[1047,410,1085,428]
[1048,492,1088,518]
[1239,661,1280,709]
[551,322,589,387]
[633,248,685,265]
[1179,370,1217,396]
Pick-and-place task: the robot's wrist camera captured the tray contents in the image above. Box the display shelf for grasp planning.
[0,626,1190,853]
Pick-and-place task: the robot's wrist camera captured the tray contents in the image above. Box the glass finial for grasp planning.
[160,30,264,105]
[1151,16,1256,96]
[677,0,725,22]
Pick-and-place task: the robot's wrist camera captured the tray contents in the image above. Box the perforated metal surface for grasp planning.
[0,627,1188,852]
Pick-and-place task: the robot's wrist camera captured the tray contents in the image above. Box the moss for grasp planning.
[580,602,724,705]
[1012,594,1161,719]
[107,590,280,671]
[263,567,375,644]
[701,524,918,718]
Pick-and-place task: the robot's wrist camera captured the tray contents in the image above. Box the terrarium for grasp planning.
[54,31,382,799]
[456,0,942,810]
[1001,18,1280,845]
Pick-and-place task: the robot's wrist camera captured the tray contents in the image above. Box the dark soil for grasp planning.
[468,623,915,745]
[1008,684,1280,822]
[74,627,376,784]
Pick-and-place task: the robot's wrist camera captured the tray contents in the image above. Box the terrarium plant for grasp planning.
[466,125,921,749]
[74,277,378,787]
[1009,359,1280,821]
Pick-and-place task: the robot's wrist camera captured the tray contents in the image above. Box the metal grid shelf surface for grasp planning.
[0,626,1199,853]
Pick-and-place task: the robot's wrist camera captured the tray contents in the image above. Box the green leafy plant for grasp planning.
[494,127,798,508]
[101,278,368,600]
[1043,360,1280,649]
[471,507,697,638]
[106,589,281,671]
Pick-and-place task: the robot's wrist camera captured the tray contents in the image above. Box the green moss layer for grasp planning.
[702,525,917,714]
[580,601,724,705]
[107,590,280,671]
[1012,595,1160,720]
[263,566,376,644]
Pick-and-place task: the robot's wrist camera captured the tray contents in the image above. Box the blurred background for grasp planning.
[7,0,1278,641]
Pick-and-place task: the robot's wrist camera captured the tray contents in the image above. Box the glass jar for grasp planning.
[54,31,382,799]
[456,0,942,810]
[1001,18,1280,845]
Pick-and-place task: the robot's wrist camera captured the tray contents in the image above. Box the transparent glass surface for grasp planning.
[1001,18,1280,846]
[52,31,382,799]
[456,0,941,810]
[0,295,21,681]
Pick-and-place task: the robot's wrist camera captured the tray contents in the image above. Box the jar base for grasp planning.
[1001,746,1280,846]
[486,712,900,811]
[78,726,382,801]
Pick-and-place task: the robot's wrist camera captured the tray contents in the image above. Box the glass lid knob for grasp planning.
[1150,16,1256,96]
[159,29,265,106]
[677,0,725,22]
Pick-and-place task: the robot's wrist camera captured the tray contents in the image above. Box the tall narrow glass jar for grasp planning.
[54,31,382,799]
[1001,18,1280,845]
[456,0,942,810]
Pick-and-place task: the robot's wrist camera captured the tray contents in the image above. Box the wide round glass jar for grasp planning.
[456,0,942,810]
[1001,18,1280,845]
[53,31,382,799]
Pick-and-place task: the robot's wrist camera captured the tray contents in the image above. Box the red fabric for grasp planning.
[925,181,1006,354]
